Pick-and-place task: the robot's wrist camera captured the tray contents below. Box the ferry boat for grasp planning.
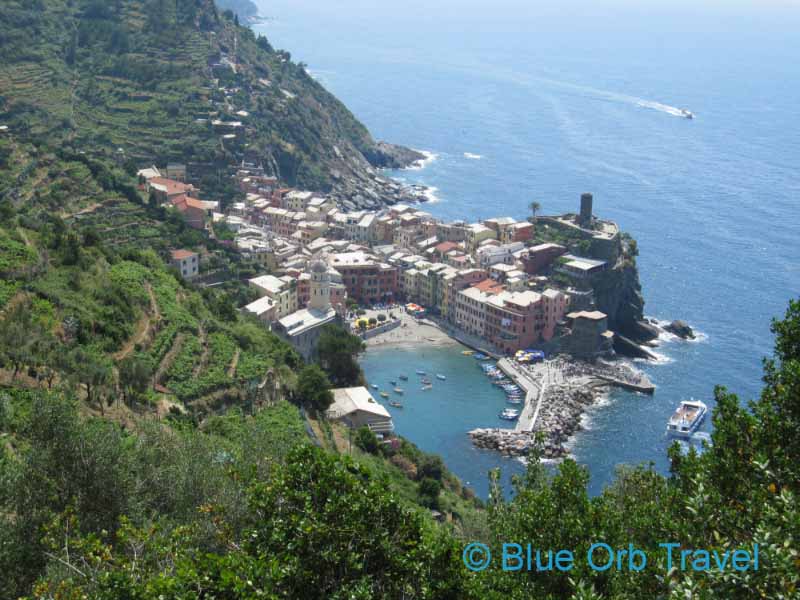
[436,374,446,381]
[393,387,404,394]
[667,400,707,437]
[399,375,409,381]
[380,392,390,399]
[499,408,520,421]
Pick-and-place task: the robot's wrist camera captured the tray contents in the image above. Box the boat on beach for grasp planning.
[667,399,707,437]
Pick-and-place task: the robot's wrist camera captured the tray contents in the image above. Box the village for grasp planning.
[139,164,626,363]
[136,162,659,456]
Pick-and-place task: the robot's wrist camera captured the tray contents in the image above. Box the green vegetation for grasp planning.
[317,324,367,387]
[0,299,796,598]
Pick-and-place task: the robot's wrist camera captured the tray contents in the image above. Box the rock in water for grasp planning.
[666,320,696,340]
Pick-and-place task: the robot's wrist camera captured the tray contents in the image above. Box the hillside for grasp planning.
[0,0,423,208]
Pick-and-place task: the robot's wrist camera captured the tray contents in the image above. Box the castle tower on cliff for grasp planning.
[579,192,594,229]
[309,257,332,311]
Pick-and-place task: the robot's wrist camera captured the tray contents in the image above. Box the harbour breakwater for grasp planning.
[469,358,653,459]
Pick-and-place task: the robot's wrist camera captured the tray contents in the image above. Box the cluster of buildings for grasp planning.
[139,158,619,361]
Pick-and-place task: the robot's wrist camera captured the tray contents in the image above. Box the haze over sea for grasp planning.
[256,0,800,497]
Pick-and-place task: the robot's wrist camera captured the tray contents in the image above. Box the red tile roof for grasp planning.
[170,249,196,260]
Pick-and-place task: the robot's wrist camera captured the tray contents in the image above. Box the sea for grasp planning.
[255,0,800,498]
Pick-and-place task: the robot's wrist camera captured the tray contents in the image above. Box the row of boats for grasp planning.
[479,362,524,421]
[370,370,448,409]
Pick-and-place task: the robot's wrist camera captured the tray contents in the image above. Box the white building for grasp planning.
[249,274,297,319]
[326,387,394,434]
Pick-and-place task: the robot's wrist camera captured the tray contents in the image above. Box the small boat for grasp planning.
[667,399,707,438]
[389,401,404,408]
[436,374,446,381]
[421,378,432,385]
[499,408,520,421]
[681,109,694,120]
[415,370,426,375]
[422,384,433,391]
[399,375,409,381]
[371,384,379,390]
[380,392,390,399]
[506,397,523,405]
[393,387,404,394]
[390,380,397,386]
[462,350,475,356]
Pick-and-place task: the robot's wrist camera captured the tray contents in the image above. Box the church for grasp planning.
[272,257,343,361]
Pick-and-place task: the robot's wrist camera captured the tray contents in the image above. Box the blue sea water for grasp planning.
[256,1,800,496]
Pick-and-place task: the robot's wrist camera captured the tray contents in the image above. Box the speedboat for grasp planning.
[499,408,520,421]
[399,375,409,381]
[393,387,404,394]
[666,399,707,437]
[681,109,694,120]
[436,374,446,381]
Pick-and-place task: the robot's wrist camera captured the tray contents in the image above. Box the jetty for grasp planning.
[496,358,543,432]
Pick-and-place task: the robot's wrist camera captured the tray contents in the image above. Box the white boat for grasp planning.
[667,400,707,437]
[371,384,379,390]
[681,109,694,120]
[436,374,446,381]
[416,370,426,375]
[499,408,520,421]
[393,387,404,395]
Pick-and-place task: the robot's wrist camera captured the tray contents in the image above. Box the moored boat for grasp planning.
[667,399,707,437]
[380,392,390,399]
[371,384,379,390]
[389,401,404,408]
[399,375,409,381]
[436,374,446,381]
[499,408,520,421]
[393,387,404,394]
[416,369,426,375]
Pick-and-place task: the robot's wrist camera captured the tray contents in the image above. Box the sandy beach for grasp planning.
[360,310,459,349]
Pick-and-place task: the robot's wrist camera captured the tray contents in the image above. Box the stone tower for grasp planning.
[309,258,332,311]
[579,193,593,229]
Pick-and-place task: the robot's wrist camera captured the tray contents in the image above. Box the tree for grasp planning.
[418,477,442,509]
[118,354,153,407]
[377,313,387,323]
[296,364,333,413]
[317,325,365,387]
[530,200,542,220]
[354,426,380,454]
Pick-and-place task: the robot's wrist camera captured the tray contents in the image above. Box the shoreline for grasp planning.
[361,311,653,460]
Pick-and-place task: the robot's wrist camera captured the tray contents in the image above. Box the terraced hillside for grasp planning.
[0,0,421,202]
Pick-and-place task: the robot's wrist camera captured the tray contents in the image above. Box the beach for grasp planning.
[359,309,458,349]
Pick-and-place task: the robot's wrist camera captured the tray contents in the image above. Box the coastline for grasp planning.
[361,311,653,460]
